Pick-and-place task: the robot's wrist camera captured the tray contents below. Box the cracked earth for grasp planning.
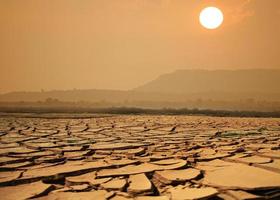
[0,115,279,200]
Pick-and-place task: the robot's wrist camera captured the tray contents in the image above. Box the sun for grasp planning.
[199,7,223,29]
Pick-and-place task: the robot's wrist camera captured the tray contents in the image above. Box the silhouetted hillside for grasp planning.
[0,69,280,111]
[0,89,187,103]
[134,69,280,101]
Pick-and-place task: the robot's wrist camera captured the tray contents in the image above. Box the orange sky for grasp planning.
[0,0,279,93]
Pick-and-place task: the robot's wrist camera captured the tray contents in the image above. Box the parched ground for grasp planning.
[0,115,279,200]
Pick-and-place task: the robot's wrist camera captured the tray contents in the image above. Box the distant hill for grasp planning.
[134,69,280,101]
[0,89,187,103]
[0,69,280,111]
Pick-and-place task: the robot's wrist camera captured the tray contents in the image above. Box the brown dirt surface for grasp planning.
[0,115,279,199]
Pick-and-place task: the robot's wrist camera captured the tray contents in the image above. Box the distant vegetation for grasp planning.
[0,103,280,118]
[0,97,280,113]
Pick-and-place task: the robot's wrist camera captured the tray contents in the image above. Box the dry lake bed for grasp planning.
[0,115,279,200]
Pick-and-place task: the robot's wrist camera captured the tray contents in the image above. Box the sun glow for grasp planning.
[199,7,223,29]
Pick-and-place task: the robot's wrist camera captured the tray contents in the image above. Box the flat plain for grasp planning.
[0,115,279,200]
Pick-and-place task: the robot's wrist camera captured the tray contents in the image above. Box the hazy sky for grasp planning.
[1,0,279,93]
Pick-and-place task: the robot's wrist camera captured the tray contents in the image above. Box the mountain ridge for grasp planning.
[134,69,280,94]
[1,69,280,103]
